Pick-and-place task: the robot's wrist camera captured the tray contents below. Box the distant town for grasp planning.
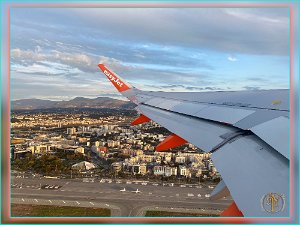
[11,102,220,184]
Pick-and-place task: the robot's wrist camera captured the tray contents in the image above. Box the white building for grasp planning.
[164,166,177,177]
[179,165,188,176]
[75,147,85,154]
[153,165,177,177]
[72,161,95,171]
[175,156,186,164]
[67,127,76,135]
[153,165,164,176]
[164,154,172,162]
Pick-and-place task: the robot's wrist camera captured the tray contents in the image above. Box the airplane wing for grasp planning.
[98,64,289,217]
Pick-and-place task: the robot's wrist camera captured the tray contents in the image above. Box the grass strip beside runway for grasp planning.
[145,210,219,217]
[11,204,111,217]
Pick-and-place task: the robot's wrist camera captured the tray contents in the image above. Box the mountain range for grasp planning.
[12,97,136,110]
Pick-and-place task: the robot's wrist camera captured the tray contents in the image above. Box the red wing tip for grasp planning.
[98,64,130,92]
[98,64,105,70]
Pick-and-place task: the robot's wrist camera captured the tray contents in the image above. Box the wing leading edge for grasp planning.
[98,64,289,217]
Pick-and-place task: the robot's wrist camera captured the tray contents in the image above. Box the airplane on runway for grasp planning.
[120,188,126,192]
[98,64,289,217]
[131,189,141,193]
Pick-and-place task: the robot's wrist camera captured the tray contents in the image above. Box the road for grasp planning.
[11,177,232,216]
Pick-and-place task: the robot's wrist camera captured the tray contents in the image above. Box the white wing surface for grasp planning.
[98,64,289,217]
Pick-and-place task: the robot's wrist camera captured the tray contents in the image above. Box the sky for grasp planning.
[10,7,290,101]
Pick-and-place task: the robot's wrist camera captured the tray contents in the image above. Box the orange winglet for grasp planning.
[131,114,151,126]
[156,134,187,151]
[98,64,130,92]
[220,202,244,217]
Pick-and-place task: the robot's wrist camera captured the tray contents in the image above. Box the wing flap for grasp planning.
[211,134,289,217]
[138,104,240,152]
[210,180,230,201]
[194,105,255,124]
[170,102,208,115]
[251,116,289,159]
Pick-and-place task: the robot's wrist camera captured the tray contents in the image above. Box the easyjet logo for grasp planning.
[103,69,124,88]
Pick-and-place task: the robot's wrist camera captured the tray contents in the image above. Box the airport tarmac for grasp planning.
[11,177,232,216]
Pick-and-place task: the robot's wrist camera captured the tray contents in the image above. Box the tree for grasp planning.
[117,171,126,178]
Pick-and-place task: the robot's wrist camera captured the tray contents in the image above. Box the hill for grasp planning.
[12,97,136,110]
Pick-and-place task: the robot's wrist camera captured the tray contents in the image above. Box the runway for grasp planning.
[11,177,232,216]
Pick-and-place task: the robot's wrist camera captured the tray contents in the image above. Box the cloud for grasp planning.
[11,48,133,74]
[12,61,81,75]
[71,8,288,55]
[227,55,237,62]
[11,70,120,101]
[11,46,213,91]
[10,8,289,100]
[223,8,286,23]
[243,86,262,91]
[11,8,288,55]
[139,84,222,92]
[12,48,45,61]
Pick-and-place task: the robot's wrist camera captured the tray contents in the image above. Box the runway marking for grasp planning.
[76,201,80,205]
[62,201,66,204]
[12,192,230,206]
[22,198,24,202]
[161,196,166,198]
[105,204,109,207]
[34,199,38,202]
[48,200,52,203]
[90,202,94,206]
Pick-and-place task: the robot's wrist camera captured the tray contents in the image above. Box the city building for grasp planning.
[72,161,96,171]
[75,147,85,154]
[175,156,186,164]
[153,165,164,176]
[67,127,76,135]
[179,165,188,177]
[111,162,123,173]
